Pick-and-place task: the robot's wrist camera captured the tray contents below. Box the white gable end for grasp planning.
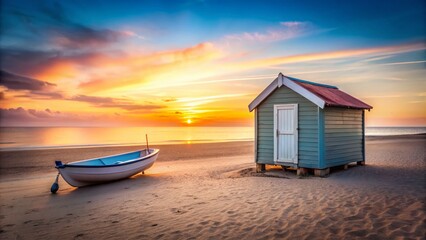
[248,73,326,112]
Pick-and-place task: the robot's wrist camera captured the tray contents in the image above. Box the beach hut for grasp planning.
[248,73,372,176]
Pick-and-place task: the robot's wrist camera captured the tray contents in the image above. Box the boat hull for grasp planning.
[57,149,159,187]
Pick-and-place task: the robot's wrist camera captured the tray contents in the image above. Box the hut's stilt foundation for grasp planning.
[357,161,365,166]
[314,168,330,177]
[297,168,309,176]
[256,163,266,173]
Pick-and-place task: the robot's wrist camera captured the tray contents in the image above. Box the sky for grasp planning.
[0,0,425,127]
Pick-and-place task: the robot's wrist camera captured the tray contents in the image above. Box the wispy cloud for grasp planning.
[176,94,248,107]
[70,94,164,111]
[379,60,426,66]
[1,70,163,111]
[77,42,222,92]
[0,107,123,127]
[176,94,248,103]
[358,55,394,63]
[143,74,277,90]
[0,70,56,91]
[138,42,426,89]
[225,21,317,42]
[3,1,131,51]
[0,48,98,80]
[162,98,177,102]
[16,91,64,100]
[0,70,64,99]
[274,60,426,76]
[363,94,404,99]
[244,42,426,68]
[121,30,145,40]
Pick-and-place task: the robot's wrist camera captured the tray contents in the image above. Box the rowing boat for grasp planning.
[51,148,159,192]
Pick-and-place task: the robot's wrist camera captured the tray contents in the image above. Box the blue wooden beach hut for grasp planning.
[248,73,372,176]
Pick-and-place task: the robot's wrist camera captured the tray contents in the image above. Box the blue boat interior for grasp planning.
[69,151,143,166]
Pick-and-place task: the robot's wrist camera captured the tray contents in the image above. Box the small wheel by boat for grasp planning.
[51,182,59,193]
[51,173,60,194]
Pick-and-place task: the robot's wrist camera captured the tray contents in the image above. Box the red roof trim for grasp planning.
[293,81,372,109]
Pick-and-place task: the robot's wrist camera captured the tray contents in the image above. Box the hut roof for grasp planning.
[248,73,372,112]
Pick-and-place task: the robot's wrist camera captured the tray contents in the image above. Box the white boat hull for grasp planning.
[56,149,159,187]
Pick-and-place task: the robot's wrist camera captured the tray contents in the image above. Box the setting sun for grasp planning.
[186,119,192,124]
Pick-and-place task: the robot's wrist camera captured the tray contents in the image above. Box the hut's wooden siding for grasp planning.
[323,107,364,167]
[256,86,320,168]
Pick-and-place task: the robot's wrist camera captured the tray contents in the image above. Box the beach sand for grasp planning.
[0,136,425,239]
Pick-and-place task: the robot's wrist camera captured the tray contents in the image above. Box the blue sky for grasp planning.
[1,0,425,126]
[3,0,424,49]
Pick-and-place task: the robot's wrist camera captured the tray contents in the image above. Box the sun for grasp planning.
[186,119,192,124]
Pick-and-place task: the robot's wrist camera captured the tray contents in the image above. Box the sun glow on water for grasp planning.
[0,127,254,150]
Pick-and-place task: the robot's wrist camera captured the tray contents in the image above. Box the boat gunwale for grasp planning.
[61,149,159,168]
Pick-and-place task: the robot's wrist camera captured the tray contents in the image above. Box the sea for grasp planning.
[0,126,425,151]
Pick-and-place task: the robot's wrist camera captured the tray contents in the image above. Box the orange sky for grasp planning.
[1,40,426,127]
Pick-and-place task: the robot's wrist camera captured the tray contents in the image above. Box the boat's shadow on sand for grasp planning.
[50,173,162,199]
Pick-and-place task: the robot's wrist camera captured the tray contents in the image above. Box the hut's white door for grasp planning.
[274,104,298,164]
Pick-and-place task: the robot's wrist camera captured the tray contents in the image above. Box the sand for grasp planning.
[0,136,425,239]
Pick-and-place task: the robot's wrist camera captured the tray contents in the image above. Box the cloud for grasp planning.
[25,91,64,99]
[379,60,426,66]
[121,30,145,40]
[266,60,425,78]
[0,107,120,127]
[176,94,248,103]
[69,94,164,111]
[225,21,317,42]
[4,1,130,50]
[363,95,403,99]
[241,42,426,68]
[0,48,84,79]
[1,41,222,95]
[0,107,63,122]
[0,70,56,91]
[0,69,163,111]
[77,42,221,92]
[0,70,64,99]
[176,93,248,107]
[162,98,177,102]
[103,103,163,111]
[70,95,115,104]
[1,41,220,92]
[51,28,126,49]
[358,55,394,63]
[135,42,425,90]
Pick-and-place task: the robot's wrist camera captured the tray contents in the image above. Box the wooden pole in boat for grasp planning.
[145,134,150,154]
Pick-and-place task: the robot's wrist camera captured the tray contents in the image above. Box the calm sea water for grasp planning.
[0,126,424,151]
[0,127,253,151]
[365,127,426,136]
